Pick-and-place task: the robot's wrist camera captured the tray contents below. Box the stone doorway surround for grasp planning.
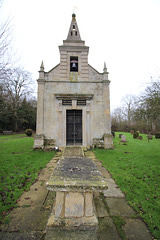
[55,94,93,147]
[66,109,82,145]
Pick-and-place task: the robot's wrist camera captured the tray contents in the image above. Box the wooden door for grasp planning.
[66,110,82,145]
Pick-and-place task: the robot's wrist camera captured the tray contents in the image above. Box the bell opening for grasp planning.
[70,56,78,72]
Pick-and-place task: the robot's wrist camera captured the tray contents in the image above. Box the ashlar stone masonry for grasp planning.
[34,13,113,149]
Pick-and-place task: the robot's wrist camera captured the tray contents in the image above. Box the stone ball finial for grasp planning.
[72,13,76,18]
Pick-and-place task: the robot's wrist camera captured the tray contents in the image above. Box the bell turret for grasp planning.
[66,13,81,41]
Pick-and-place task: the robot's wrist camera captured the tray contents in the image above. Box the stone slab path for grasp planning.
[0,147,153,240]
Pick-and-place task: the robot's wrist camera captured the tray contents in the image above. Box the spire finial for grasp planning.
[72,13,76,18]
[40,61,44,71]
[72,13,76,21]
[103,62,107,73]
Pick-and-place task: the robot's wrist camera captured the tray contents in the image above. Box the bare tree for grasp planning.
[111,107,126,131]
[138,79,160,133]
[121,94,135,127]
[0,2,37,132]
[0,1,14,81]
[3,67,34,131]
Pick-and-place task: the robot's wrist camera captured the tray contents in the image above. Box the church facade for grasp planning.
[34,14,113,149]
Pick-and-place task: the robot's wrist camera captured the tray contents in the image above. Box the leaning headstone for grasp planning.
[121,135,126,142]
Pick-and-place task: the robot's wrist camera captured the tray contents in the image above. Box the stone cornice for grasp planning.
[37,78,45,83]
[44,80,106,83]
[102,80,111,84]
[59,45,89,52]
[54,94,94,100]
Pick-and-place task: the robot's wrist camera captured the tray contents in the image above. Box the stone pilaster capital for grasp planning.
[37,78,45,84]
[102,80,111,84]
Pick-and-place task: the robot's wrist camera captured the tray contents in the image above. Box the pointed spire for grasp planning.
[103,62,107,73]
[66,13,81,41]
[103,62,110,82]
[39,61,45,80]
[40,61,44,71]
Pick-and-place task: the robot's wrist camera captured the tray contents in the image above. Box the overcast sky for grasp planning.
[1,0,160,110]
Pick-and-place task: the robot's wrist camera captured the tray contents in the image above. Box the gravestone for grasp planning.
[147,135,153,140]
[121,135,126,142]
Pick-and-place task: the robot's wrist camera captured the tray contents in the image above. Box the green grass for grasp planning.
[0,134,55,223]
[112,216,127,240]
[93,132,160,239]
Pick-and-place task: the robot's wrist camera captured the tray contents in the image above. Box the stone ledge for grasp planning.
[46,157,108,192]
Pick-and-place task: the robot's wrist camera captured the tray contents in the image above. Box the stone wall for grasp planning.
[36,80,111,147]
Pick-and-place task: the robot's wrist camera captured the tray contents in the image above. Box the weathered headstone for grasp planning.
[121,135,126,142]
[147,135,153,143]
[147,135,153,140]
[3,131,12,135]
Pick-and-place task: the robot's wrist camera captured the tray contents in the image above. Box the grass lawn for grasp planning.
[94,132,160,239]
[0,134,55,223]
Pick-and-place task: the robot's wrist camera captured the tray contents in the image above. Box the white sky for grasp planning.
[1,0,160,110]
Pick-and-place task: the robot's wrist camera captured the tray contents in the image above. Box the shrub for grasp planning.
[25,129,33,137]
[133,131,139,139]
[155,132,160,139]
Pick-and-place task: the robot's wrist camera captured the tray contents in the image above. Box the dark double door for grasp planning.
[66,110,82,145]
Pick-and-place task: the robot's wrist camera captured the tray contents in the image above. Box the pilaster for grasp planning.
[102,63,113,149]
[34,62,45,148]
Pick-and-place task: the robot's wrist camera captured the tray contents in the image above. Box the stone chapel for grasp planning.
[33,13,113,149]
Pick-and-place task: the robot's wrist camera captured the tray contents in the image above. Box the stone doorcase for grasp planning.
[56,94,92,147]
[66,109,83,145]
[33,14,113,150]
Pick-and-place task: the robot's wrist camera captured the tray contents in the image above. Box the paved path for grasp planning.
[0,147,153,240]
